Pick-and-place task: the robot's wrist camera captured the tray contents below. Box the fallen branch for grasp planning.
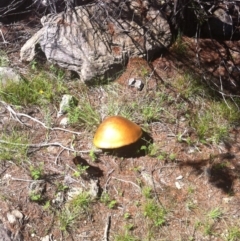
[0,101,83,135]
[0,140,102,154]
[112,176,141,192]
[102,214,111,241]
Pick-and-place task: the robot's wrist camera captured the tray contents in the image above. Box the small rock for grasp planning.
[141,171,154,187]
[59,117,69,126]
[58,94,78,117]
[128,78,136,86]
[67,187,83,201]
[175,181,184,189]
[41,234,54,241]
[176,175,183,180]
[222,197,233,204]
[135,79,144,91]
[7,213,17,224]
[52,192,64,205]
[0,67,21,87]
[88,179,99,198]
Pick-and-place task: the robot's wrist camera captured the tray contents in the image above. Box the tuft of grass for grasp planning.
[100,192,117,209]
[142,186,153,199]
[67,93,100,130]
[114,233,139,241]
[101,83,169,124]
[58,207,79,232]
[143,200,167,227]
[68,192,92,212]
[171,33,188,56]
[224,226,240,241]
[0,130,29,163]
[58,191,93,232]
[191,100,239,144]
[0,72,67,106]
[0,50,9,67]
[207,207,223,220]
[72,164,89,178]
[29,162,44,180]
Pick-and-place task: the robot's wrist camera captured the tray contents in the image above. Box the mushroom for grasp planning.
[93,116,142,149]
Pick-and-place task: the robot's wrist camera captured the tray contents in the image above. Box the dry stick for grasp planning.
[0,140,101,154]
[1,101,83,135]
[55,147,65,164]
[112,176,141,192]
[102,214,111,241]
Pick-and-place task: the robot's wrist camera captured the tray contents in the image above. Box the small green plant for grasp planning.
[169,153,176,161]
[172,33,187,55]
[29,162,44,180]
[73,164,89,178]
[123,212,131,220]
[29,192,43,202]
[0,50,9,67]
[140,143,160,157]
[89,149,97,162]
[0,72,67,106]
[142,186,153,199]
[43,200,51,210]
[203,221,214,236]
[143,200,166,227]
[224,226,240,241]
[186,200,197,211]
[191,100,240,144]
[0,130,29,164]
[114,232,139,241]
[58,192,92,232]
[58,207,78,232]
[68,192,92,213]
[100,192,117,209]
[67,94,100,130]
[207,207,223,220]
[108,200,117,209]
[56,183,69,192]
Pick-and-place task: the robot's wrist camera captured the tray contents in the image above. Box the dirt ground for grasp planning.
[0,13,240,241]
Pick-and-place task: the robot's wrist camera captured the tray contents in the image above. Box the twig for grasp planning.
[112,176,141,192]
[0,140,102,154]
[55,147,65,164]
[102,169,114,192]
[102,214,111,241]
[0,101,83,135]
[11,177,38,182]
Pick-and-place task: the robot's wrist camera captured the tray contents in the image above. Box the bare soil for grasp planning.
[0,15,240,241]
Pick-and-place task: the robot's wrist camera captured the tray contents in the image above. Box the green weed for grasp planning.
[0,130,29,163]
[29,192,43,202]
[0,51,9,67]
[73,164,89,178]
[142,186,153,199]
[68,192,92,212]
[114,232,139,241]
[143,200,166,227]
[100,192,117,209]
[29,162,44,180]
[58,192,93,232]
[0,73,66,106]
[207,207,223,220]
[191,101,239,144]
[58,207,78,232]
[224,226,240,241]
[67,94,100,130]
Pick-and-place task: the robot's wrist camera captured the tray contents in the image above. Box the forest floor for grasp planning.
[0,13,240,241]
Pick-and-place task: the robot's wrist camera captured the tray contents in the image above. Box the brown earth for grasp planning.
[0,14,240,241]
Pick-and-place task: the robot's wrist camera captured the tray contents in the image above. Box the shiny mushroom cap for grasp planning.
[93,116,142,149]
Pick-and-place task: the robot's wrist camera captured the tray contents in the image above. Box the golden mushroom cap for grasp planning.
[93,116,142,149]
